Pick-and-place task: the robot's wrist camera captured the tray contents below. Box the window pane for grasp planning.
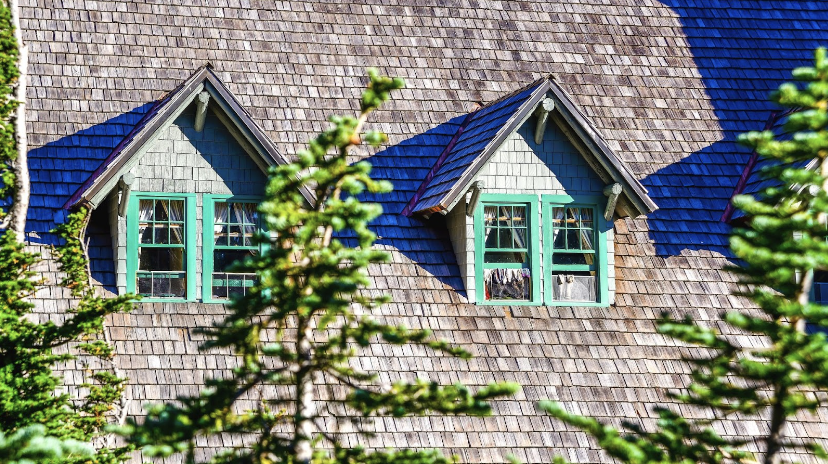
[137,273,185,298]
[138,247,185,271]
[552,252,589,266]
[551,271,596,302]
[154,200,168,221]
[137,276,152,295]
[552,227,567,249]
[211,273,256,299]
[579,228,594,250]
[511,228,527,249]
[484,227,498,248]
[214,249,256,272]
[139,199,154,243]
[485,250,527,264]
[580,208,593,226]
[214,224,228,246]
[484,268,531,301]
[139,199,154,221]
[243,224,256,246]
[244,204,259,225]
[484,205,497,226]
[168,200,184,222]
[229,225,242,246]
[566,229,579,250]
[552,207,565,226]
[169,223,184,245]
[154,224,169,244]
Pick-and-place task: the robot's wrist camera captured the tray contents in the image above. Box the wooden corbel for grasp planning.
[194,91,210,132]
[603,182,622,221]
[534,98,555,145]
[118,173,135,217]
[466,180,486,216]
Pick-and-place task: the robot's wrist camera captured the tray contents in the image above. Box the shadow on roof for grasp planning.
[642,0,828,257]
[25,103,156,245]
[356,115,471,296]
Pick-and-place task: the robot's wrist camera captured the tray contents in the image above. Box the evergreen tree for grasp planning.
[119,70,518,464]
[0,0,133,461]
[542,48,828,464]
[0,209,136,464]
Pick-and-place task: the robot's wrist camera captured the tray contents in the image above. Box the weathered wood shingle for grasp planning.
[22,0,828,463]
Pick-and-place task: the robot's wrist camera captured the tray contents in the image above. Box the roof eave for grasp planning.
[410,79,553,216]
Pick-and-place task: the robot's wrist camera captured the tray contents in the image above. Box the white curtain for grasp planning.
[578,208,593,251]
[138,199,153,242]
[508,206,527,249]
[214,202,229,240]
[552,207,565,248]
[166,200,185,245]
[240,203,258,246]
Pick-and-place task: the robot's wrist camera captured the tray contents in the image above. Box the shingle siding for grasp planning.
[115,106,266,294]
[450,119,616,304]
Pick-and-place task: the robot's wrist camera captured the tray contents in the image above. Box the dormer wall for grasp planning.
[447,117,616,304]
[109,106,266,294]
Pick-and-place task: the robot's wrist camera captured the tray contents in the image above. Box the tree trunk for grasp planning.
[763,381,786,464]
[294,321,315,464]
[9,0,28,240]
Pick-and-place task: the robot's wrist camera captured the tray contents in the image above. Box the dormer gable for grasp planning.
[65,65,313,210]
[405,77,657,305]
[403,76,656,219]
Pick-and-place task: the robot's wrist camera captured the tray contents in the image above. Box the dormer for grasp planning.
[65,66,313,302]
[403,77,657,305]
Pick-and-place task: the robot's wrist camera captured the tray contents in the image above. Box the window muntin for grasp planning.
[137,198,186,298]
[474,195,540,305]
[203,196,261,302]
[127,194,196,301]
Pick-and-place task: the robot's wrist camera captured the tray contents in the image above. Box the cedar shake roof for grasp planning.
[403,77,656,217]
[22,1,828,463]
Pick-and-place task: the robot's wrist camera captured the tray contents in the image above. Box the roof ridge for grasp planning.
[720,108,796,223]
[476,75,549,111]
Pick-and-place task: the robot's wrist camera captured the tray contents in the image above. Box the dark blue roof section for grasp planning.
[641,1,828,255]
[409,80,547,214]
[27,104,153,242]
[723,108,802,222]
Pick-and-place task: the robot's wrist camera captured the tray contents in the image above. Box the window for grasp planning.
[474,195,540,305]
[543,195,608,306]
[126,193,196,300]
[203,195,261,302]
[473,194,608,306]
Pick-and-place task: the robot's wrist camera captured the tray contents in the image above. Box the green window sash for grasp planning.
[202,195,263,303]
[126,193,196,302]
[474,194,541,305]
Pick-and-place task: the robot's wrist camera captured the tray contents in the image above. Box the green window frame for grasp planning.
[202,195,262,303]
[126,192,197,301]
[474,194,541,305]
[542,195,608,306]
